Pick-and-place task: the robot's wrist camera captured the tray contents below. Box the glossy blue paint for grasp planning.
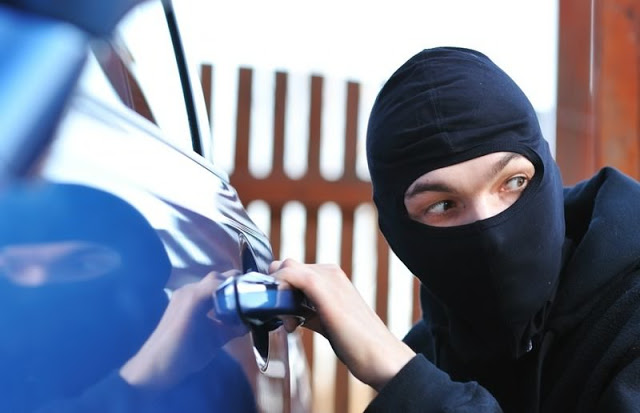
[0,0,311,410]
[2,0,146,36]
[0,5,87,179]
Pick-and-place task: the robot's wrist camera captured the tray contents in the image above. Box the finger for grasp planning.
[270,266,307,289]
[274,262,328,288]
[198,271,220,292]
[172,272,223,315]
[281,316,303,333]
[300,316,328,338]
[269,258,301,273]
[197,269,240,299]
[268,261,282,273]
[280,258,301,268]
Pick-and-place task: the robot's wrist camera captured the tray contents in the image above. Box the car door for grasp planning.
[0,0,310,411]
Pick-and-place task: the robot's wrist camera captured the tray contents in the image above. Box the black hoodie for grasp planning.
[365,48,640,412]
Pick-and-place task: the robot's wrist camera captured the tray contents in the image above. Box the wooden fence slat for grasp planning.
[557,0,640,184]
[412,278,421,324]
[307,76,323,178]
[235,68,253,175]
[343,82,360,181]
[375,231,389,325]
[200,64,213,125]
[273,72,287,177]
[556,0,597,185]
[597,0,640,178]
[227,179,371,207]
[99,46,156,124]
[303,205,319,373]
[334,206,355,413]
[334,363,350,413]
[269,204,283,260]
[340,207,355,280]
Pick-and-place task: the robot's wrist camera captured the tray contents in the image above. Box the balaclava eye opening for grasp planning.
[0,183,170,411]
[366,47,565,361]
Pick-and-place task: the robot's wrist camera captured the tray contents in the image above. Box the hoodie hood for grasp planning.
[367,47,566,362]
[550,167,640,331]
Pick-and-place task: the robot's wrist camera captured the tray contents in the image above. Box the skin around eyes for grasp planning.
[0,241,121,286]
[419,174,527,219]
[404,152,535,227]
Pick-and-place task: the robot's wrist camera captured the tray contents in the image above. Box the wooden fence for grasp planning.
[200,65,421,413]
[195,2,640,409]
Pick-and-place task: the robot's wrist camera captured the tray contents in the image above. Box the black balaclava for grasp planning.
[367,47,565,362]
[0,182,170,411]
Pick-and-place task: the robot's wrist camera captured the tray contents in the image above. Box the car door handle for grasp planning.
[214,271,316,329]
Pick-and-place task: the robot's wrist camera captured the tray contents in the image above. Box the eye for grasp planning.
[425,200,456,215]
[503,175,528,191]
[50,246,121,282]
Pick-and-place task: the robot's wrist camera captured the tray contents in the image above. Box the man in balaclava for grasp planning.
[361,47,640,412]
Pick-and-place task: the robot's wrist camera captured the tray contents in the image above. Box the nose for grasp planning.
[467,196,507,224]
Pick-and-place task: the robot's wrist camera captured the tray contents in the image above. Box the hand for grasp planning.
[119,271,247,390]
[269,259,415,391]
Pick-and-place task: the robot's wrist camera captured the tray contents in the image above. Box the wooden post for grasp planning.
[557,0,640,184]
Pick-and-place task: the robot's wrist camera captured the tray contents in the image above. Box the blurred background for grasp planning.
[175,0,638,411]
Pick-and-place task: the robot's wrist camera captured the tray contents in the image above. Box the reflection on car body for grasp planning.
[0,0,311,411]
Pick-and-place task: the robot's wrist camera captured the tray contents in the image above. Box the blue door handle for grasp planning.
[214,272,316,329]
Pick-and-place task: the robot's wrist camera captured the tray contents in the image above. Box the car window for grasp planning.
[167,0,214,161]
[88,0,193,152]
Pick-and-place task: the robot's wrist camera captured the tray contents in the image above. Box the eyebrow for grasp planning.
[404,181,456,199]
[488,152,522,181]
[404,153,524,200]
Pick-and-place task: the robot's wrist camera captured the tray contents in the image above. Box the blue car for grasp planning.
[0,0,311,411]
